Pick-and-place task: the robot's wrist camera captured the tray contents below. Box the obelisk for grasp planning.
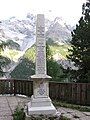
[27,14,56,115]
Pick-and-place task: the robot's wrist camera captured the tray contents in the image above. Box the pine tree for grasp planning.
[0,40,11,77]
[67,0,90,82]
[46,43,67,82]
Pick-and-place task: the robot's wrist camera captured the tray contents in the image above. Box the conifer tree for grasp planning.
[0,40,11,77]
[67,0,90,82]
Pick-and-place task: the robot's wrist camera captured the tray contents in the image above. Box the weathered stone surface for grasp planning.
[0,96,90,120]
[26,112,61,120]
[71,118,79,120]
[27,96,56,115]
[65,108,75,113]
[71,110,86,118]
[0,111,11,116]
[62,113,73,119]
[33,80,49,98]
[79,116,90,120]
[57,107,67,114]
[83,112,90,116]
[30,96,52,107]
[0,116,13,120]
[27,14,56,115]
[36,14,46,75]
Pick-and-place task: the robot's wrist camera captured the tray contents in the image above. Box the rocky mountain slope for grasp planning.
[0,14,36,51]
[0,13,73,51]
[0,13,74,78]
[46,17,72,44]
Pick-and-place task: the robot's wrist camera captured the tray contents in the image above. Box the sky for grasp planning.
[0,0,86,26]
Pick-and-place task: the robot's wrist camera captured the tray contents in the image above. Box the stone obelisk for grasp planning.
[27,14,56,115]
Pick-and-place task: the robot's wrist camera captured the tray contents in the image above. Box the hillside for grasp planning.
[0,13,73,52]
[46,17,72,43]
[10,42,70,80]
[23,39,77,70]
[0,13,75,78]
[25,43,70,60]
[24,40,71,62]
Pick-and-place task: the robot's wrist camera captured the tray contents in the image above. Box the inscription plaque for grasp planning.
[37,26,45,38]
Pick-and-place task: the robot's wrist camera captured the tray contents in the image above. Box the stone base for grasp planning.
[27,96,56,115]
[25,111,61,120]
[31,74,51,79]
[27,104,56,115]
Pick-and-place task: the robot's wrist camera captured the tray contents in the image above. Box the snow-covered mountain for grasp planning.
[0,14,36,51]
[0,13,74,78]
[0,13,73,52]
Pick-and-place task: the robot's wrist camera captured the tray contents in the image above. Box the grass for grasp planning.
[24,46,36,62]
[53,100,90,112]
[50,44,71,59]
[1,49,23,62]
[24,44,71,62]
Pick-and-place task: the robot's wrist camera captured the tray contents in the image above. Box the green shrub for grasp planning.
[13,107,25,120]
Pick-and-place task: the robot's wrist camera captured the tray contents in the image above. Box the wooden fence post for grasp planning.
[14,79,16,96]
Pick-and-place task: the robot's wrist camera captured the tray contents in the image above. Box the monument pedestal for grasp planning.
[27,75,56,115]
[27,14,56,116]
[28,96,56,115]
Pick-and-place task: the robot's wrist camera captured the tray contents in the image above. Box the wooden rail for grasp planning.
[0,79,90,105]
[49,82,90,105]
[0,79,33,96]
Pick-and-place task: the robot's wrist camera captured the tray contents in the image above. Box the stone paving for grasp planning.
[0,96,30,120]
[0,96,90,120]
[57,107,90,120]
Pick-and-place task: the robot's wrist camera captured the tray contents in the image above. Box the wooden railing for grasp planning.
[0,79,33,96]
[49,82,90,106]
[0,79,90,105]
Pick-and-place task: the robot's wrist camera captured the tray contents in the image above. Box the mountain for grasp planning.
[0,13,74,78]
[10,42,78,79]
[0,13,73,52]
[46,17,72,44]
[0,14,36,51]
